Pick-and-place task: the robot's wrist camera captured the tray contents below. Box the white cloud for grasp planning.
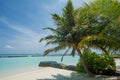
[0,17,50,54]
[0,0,91,54]
[4,45,14,49]
[0,17,39,38]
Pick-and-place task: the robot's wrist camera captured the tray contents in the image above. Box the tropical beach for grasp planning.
[0,0,120,80]
[0,59,120,80]
[0,55,119,80]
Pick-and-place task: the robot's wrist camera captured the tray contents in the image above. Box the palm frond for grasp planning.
[52,13,65,26]
[39,37,45,42]
[44,49,55,56]
[97,44,109,55]
[43,27,58,33]
[78,35,120,53]
[45,40,58,46]
[71,48,76,57]
[44,27,64,35]
[61,48,69,62]
[40,35,57,43]
[44,43,67,56]
[62,0,75,27]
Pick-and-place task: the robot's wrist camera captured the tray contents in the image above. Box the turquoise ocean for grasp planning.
[0,54,79,78]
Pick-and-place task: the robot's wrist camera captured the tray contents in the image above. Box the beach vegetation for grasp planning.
[40,0,120,77]
[78,0,120,55]
[76,50,116,75]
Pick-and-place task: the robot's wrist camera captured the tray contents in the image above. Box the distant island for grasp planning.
[0,53,73,58]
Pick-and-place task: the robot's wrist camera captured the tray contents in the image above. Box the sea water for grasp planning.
[0,56,79,78]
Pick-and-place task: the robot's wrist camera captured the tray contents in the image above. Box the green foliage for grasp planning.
[78,0,120,53]
[40,0,120,76]
[40,0,78,56]
[75,51,116,75]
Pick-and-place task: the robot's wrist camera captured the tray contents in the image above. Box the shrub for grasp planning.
[75,50,116,75]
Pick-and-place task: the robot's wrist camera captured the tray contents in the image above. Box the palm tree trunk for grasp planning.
[76,47,95,77]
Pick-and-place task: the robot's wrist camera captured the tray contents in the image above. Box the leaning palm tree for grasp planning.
[40,0,94,77]
[40,0,120,77]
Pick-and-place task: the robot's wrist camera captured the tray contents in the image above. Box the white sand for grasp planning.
[0,67,84,80]
[0,59,120,80]
[115,59,120,71]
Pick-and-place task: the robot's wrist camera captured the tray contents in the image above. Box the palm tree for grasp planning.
[40,0,94,77]
[40,0,120,77]
[77,0,120,54]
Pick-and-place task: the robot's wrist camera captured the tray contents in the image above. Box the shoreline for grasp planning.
[0,67,76,80]
[1,67,120,80]
[0,59,120,80]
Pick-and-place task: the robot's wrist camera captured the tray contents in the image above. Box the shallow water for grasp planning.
[0,56,79,77]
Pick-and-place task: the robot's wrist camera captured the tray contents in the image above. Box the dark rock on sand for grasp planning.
[39,61,57,67]
[39,61,75,71]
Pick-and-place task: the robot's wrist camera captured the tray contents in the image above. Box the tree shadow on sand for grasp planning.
[37,60,120,80]
[37,72,120,80]
[36,72,104,80]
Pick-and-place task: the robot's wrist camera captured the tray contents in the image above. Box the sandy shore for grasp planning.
[0,67,92,80]
[0,59,120,80]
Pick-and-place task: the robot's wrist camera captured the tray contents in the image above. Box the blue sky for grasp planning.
[0,0,90,54]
